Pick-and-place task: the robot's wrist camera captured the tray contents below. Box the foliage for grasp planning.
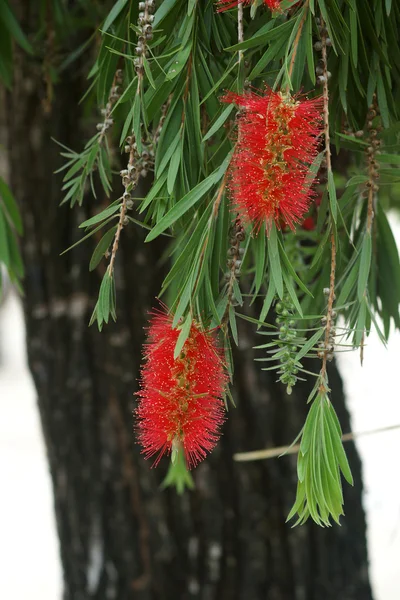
[46,0,400,524]
[0,177,24,297]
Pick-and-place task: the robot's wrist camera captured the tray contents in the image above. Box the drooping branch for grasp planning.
[319,17,336,388]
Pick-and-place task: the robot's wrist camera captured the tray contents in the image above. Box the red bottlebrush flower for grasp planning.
[222,89,323,231]
[136,310,227,468]
[217,0,281,12]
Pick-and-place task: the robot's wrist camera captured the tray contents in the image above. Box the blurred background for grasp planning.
[1,218,400,600]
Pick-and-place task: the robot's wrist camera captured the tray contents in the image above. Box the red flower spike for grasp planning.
[136,310,227,468]
[217,0,281,13]
[222,89,323,232]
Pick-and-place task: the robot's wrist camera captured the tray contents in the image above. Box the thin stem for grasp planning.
[319,17,336,387]
[221,216,244,328]
[107,0,154,276]
[233,422,400,462]
[360,96,380,362]
[238,2,244,65]
[98,69,123,147]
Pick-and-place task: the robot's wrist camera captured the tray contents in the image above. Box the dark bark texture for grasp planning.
[5,6,373,600]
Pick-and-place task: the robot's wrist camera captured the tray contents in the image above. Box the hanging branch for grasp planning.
[319,18,336,390]
[97,69,123,147]
[107,0,156,278]
[360,96,382,362]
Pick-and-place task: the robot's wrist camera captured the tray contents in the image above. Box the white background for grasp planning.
[1,219,400,599]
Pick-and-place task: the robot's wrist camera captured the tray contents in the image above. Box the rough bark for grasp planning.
[4,11,372,600]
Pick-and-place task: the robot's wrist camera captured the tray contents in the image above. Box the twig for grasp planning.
[221,216,245,328]
[106,0,157,277]
[97,69,123,147]
[319,17,336,388]
[360,96,381,363]
[233,423,400,462]
[238,2,244,65]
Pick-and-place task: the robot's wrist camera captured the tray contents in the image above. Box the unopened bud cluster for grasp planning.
[120,134,153,219]
[134,0,155,76]
[318,288,336,362]
[365,94,382,198]
[96,69,123,139]
[314,19,332,85]
[274,297,302,395]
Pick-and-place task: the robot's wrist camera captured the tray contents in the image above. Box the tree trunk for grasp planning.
[4,13,372,600]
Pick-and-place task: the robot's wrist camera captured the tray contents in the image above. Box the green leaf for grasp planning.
[203,104,234,143]
[376,153,400,164]
[349,5,358,67]
[0,0,33,53]
[326,406,353,485]
[295,328,324,362]
[99,272,112,325]
[377,70,390,128]
[355,297,367,346]
[254,225,266,295]
[0,176,23,234]
[79,204,121,228]
[357,233,372,301]
[229,306,238,346]
[259,281,276,326]
[0,208,10,267]
[327,171,337,222]
[145,163,227,242]
[226,19,295,52]
[268,224,283,299]
[174,313,192,359]
[166,42,192,80]
[167,142,182,195]
[132,93,142,154]
[102,0,129,33]
[89,226,117,271]
[6,226,23,279]
[300,398,321,456]
[143,56,156,89]
[153,0,181,26]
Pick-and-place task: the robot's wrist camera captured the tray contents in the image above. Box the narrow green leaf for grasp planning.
[357,233,372,300]
[166,42,192,80]
[203,105,234,142]
[167,143,181,195]
[133,93,142,154]
[145,166,224,242]
[327,170,337,222]
[295,328,324,362]
[102,0,129,33]
[259,281,276,326]
[1,0,33,53]
[174,313,192,360]
[79,204,121,228]
[0,176,23,234]
[268,224,283,299]
[0,208,10,267]
[229,306,238,346]
[143,56,156,88]
[89,226,117,271]
[326,406,354,485]
[99,273,112,324]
